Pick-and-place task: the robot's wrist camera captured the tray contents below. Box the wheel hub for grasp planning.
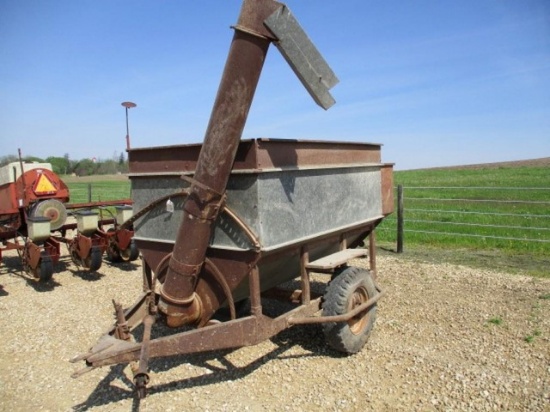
[348,286,369,335]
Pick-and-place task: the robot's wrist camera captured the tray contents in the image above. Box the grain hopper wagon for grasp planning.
[72,0,394,398]
[0,154,139,281]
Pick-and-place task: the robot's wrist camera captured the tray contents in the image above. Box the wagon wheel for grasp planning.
[330,265,349,282]
[35,253,54,282]
[84,246,103,272]
[322,266,377,354]
[119,239,139,262]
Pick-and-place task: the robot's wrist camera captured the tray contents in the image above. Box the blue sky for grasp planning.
[1,0,549,170]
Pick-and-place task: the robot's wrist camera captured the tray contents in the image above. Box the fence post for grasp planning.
[397,184,404,253]
[87,183,92,203]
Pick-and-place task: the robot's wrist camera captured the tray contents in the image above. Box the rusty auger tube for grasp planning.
[158,0,282,328]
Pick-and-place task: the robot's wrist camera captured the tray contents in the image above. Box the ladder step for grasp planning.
[306,249,367,271]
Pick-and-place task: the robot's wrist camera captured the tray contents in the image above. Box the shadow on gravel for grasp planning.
[71,344,298,411]
[0,254,101,291]
[104,260,140,273]
[0,255,64,291]
[152,347,287,393]
[24,276,62,292]
[0,255,29,281]
[71,294,341,411]
[69,259,140,282]
[70,268,106,282]
[72,364,139,412]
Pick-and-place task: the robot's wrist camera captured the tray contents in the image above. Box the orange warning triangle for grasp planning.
[34,174,57,195]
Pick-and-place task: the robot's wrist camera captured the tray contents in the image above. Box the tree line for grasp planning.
[0,152,129,176]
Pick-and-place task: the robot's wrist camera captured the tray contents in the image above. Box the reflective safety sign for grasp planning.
[33,173,57,195]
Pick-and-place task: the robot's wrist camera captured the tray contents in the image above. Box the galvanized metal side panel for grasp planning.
[131,165,383,252]
[250,166,382,249]
[211,174,260,249]
[131,176,190,244]
[131,174,260,250]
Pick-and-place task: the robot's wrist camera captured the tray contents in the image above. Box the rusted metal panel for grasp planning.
[128,143,203,175]
[380,163,394,216]
[253,138,381,169]
[128,138,382,174]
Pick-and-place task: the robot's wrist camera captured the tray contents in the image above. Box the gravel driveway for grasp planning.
[0,250,548,411]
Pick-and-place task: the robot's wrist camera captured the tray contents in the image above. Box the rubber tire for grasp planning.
[322,266,377,354]
[119,239,139,262]
[38,253,54,282]
[85,246,103,272]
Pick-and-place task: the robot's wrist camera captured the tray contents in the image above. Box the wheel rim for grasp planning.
[119,247,131,261]
[347,286,369,335]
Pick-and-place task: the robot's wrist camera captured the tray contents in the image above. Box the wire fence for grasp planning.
[377,185,550,254]
[66,182,132,205]
[68,181,550,255]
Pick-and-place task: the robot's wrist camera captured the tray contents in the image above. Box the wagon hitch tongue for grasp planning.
[70,298,149,377]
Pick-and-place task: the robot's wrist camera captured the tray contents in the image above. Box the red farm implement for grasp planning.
[0,154,138,281]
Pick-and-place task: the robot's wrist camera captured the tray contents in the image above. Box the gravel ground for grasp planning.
[0,249,548,412]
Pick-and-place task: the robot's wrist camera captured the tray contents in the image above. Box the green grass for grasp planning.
[488,316,503,326]
[377,165,550,277]
[524,330,541,343]
[64,175,131,204]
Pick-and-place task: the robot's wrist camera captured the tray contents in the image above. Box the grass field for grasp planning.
[376,164,550,277]
[63,174,131,204]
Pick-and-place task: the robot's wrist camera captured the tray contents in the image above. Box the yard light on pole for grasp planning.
[121,101,137,151]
